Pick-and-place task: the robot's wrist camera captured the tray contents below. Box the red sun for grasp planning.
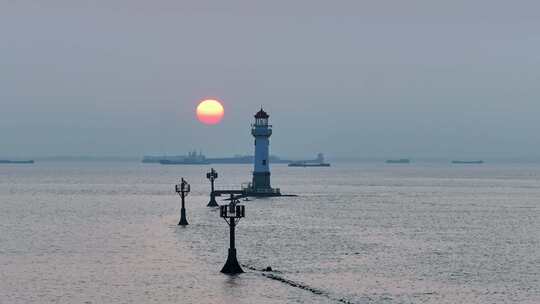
[196,99,224,125]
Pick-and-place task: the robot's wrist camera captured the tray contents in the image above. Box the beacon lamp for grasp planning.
[206,168,219,207]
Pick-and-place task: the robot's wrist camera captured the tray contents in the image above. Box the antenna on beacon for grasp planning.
[206,168,219,207]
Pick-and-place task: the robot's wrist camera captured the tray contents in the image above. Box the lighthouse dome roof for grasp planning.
[254,108,269,119]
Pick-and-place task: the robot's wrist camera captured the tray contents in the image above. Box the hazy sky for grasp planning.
[1,1,539,159]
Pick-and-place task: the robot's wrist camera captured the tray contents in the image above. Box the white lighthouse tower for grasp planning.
[249,108,280,196]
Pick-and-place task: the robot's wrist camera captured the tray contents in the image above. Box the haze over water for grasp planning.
[2,1,540,159]
[1,161,538,303]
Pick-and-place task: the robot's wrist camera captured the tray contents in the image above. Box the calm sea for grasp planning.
[1,161,539,303]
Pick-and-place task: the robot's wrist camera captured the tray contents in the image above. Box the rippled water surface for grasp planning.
[1,162,539,303]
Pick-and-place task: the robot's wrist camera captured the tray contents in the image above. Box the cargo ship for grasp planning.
[0,160,34,164]
[451,160,484,164]
[143,152,290,164]
[160,159,210,165]
[207,155,290,164]
[156,150,210,165]
[386,159,411,164]
[288,162,330,167]
[288,153,330,167]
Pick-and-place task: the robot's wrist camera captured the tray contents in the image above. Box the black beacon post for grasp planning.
[206,168,219,207]
[220,194,245,274]
[175,178,190,226]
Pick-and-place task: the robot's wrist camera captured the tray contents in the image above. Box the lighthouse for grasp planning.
[249,108,280,196]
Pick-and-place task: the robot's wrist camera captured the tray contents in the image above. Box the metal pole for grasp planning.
[178,189,188,226]
[230,218,235,250]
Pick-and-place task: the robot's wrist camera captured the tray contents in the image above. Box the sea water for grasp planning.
[1,161,539,303]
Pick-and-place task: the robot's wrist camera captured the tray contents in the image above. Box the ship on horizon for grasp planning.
[451,160,484,164]
[288,153,330,167]
[142,151,290,165]
[386,158,411,164]
[151,150,210,165]
[0,160,34,164]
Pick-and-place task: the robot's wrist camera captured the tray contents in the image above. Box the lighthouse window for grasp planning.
[262,159,266,165]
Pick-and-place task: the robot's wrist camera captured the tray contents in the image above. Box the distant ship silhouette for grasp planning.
[142,151,291,165]
[0,160,34,164]
[386,159,411,164]
[451,160,484,164]
[288,153,330,167]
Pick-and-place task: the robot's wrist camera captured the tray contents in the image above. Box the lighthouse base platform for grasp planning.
[243,185,282,197]
[242,183,282,197]
[243,182,299,197]
[245,191,282,197]
[213,187,297,200]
